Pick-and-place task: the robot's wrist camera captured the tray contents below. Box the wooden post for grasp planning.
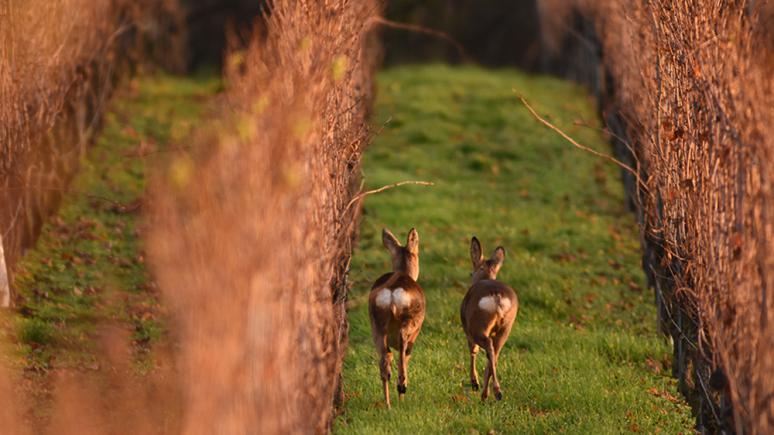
[0,234,9,307]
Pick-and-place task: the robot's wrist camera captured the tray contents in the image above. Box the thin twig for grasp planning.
[344,180,434,212]
[572,117,647,202]
[0,186,127,208]
[3,201,23,239]
[369,17,470,62]
[516,92,650,193]
[573,118,637,158]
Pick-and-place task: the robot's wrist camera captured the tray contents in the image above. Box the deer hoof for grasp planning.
[495,391,503,401]
[397,384,407,395]
[471,381,479,391]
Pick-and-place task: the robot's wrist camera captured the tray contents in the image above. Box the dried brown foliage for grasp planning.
[148,1,380,433]
[40,325,182,434]
[0,0,185,284]
[539,0,774,432]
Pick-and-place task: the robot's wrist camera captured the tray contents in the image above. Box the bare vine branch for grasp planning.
[344,180,434,213]
[516,92,649,194]
[368,17,470,61]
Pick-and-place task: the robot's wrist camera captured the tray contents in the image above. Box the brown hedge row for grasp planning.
[538,1,774,432]
[148,1,381,432]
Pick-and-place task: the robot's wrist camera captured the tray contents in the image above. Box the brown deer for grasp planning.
[368,228,426,409]
[460,236,518,401]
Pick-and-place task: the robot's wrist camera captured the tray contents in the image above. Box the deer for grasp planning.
[368,227,426,409]
[460,236,518,401]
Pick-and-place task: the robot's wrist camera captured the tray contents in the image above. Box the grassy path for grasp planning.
[337,65,693,433]
[3,65,693,433]
[7,73,220,427]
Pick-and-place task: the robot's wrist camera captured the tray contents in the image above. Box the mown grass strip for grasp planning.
[337,65,693,433]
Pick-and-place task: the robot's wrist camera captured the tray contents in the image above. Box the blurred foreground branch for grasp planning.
[0,234,9,307]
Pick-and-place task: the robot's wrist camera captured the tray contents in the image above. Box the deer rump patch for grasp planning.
[375,287,412,310]
[478,295,512,315]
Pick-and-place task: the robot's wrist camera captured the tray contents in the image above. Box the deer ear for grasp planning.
[406,228,419,254]
[491,246,505,271]
[382,228,401,256]
[470,236,483,267]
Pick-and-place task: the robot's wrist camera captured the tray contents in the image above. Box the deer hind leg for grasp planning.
[472,333,495,401]
[467,337,480,391]
[374,332,393,409]
[481,358,492,401]
[481,340,504,401]
[490,326,512,401]
[397,334,410,398]
[398,325,423,399]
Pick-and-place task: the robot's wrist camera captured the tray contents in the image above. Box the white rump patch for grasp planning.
[392,288,411,309]
[375,287,411,310]
[499,298,512,314]
[478,296,511,315]
[375,288,393,308]
[478,296,497,313]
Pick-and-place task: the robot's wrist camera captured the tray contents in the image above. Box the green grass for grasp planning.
[337,65,693,433]
[9,72,220,386]
[4,64,691,432]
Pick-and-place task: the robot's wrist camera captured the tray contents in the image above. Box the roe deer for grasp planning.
[460,236,518,401]
[368,228,426,409]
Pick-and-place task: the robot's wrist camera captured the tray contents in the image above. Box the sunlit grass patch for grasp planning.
[337,65,693,433]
